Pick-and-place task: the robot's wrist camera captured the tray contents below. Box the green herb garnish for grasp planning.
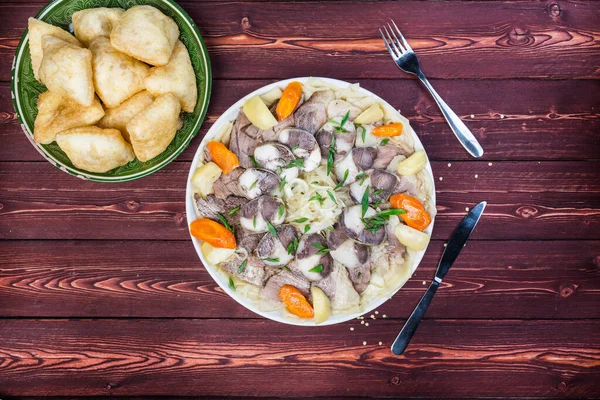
[312,243,330,255]
[262,257,280,263]
[380,138,390,146]
[358,125,366,143]
[340,110,350,129]
[253,216,257,228]
[309,264,324,273]
[248,179,258,190]
[356,172,368,185]
[237,259,247,274]
[249,155,260,168]
[309,191,325,205]
[218,213,234,232]
[294,217,309,223]
[279,174,287,192]
[266,220,278,238]
[287,236,299,255]
[357,272,362,278]
[334,169,349,190]
[326,135,336,176]
[304,225,311,234]
[311,181,319,185]
[327,190,337,205]
[278,203,285,219]
[228,206,241,216]
[228,277,236,290]
[286,157,305,169]
[361,208,407,234]
[361,185,370,217]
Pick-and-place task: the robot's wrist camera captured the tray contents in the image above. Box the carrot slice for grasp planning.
[276,81,303,121]
[207,141,239,174]
[390,193,432,231]
[278,285,314,318]
[372,122,403,137]
[190,218,236,249]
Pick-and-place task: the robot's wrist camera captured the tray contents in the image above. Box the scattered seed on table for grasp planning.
[447,163,451,167]
[363,341,367,346]
[488,162,493,166]
[475,174,479,178]
[439,176,443,181]
[500,114,505,119]
[383,314,387,318]
[361,320,365,325]
[470,114,475,118]
[365,322,369,327]
[375,311,379,315]
[466,207,470,211]
[350,327,354,331]
[379,341,383,345]
[422,281,426,285]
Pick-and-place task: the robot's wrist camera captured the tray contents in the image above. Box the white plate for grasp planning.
[185,77,436,326]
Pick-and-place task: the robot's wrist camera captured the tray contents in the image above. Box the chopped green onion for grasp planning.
[294,217,308,223]
[266,220,278,238]
[248,179,258,190]
[358,125,367,143]
[278,203,285,219]
[340,110,350,129]
[304,225,311,234]
[262,257,280,263]
[309,264,324,273]
[249,155,260,168]
[327,190,337,205]
[253,216,257,228]
[217,213,234,232]
[356,172,368,185]
[361,185,370,217]
[287,236,299,255]
[279,175,287,192]
[357,272,362,278]
[309,191,325,205]
[312,243,330,255]
[380,138,390,146]
[286,158,304,169]
[228,277,236,290]
[334,169,349,190]
[237,259,247,273]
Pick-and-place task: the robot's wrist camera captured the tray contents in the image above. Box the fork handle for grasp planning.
[417,74,484,158]
[391,278,440,355]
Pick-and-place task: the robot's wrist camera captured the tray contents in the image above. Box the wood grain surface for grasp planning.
[1,0,599,397]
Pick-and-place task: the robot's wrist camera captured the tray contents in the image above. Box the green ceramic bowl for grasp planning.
[11,0,211,182]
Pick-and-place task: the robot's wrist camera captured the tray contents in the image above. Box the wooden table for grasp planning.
[1,0,599,397]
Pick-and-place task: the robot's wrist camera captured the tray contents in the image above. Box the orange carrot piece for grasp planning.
[372,122,403,137]
[278,285,314,318]
[190,218,236,249]
[390,193,432,231]
[207,141,239,174]
[276,81,303,121]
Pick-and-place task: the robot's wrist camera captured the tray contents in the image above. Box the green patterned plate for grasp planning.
[11,0,211,182]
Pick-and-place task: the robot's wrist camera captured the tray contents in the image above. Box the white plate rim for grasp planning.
[185,77,436,326]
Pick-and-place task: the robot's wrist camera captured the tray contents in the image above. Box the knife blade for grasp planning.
[391,201,487,355]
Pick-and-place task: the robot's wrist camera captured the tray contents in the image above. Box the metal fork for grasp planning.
[380,21,484,158]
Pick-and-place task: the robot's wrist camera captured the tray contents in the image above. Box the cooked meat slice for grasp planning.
[260,99,299,142]
[213,167,246,199]
[294,90,335,134]
[349,169,399,204]
[316,116,356,163]
[292,233,333,281]
[229,111,261,168]
[253,142,299,182]
[194,193,247,224]
[240,195,285,233]
[395,175,418,197]
[327,225,369,269]
[279,128,321,172]
[347,263,371,293]
[327,99,361,120]
[352,147,377,171]
[235,227,263,253]
[256,224,299,267]
[261,270,311,301]
[340,204,386,245]
[373,144,405,169]
[314,262,360,310]
[221,254,273,287]
[238,168,280,199]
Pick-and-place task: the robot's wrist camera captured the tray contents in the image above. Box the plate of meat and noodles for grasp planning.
[186,77,436,325]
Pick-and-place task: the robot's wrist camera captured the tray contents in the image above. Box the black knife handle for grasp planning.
[391,278,440,355]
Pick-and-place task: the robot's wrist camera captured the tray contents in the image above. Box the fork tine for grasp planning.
[386,23,406,54]
[379,29,398,58]
[391,20,412,52]
[383,25,403,57]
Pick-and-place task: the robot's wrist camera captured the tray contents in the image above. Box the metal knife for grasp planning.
[391,201,487,355]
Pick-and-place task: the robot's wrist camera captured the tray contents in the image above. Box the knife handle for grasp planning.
[391,278,440,355]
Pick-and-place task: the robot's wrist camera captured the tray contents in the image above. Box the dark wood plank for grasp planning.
[1,161,598,241]
[1,1,599,81]
[0,240,598,319]
[0,319,598,397]
[2,79,599,162]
